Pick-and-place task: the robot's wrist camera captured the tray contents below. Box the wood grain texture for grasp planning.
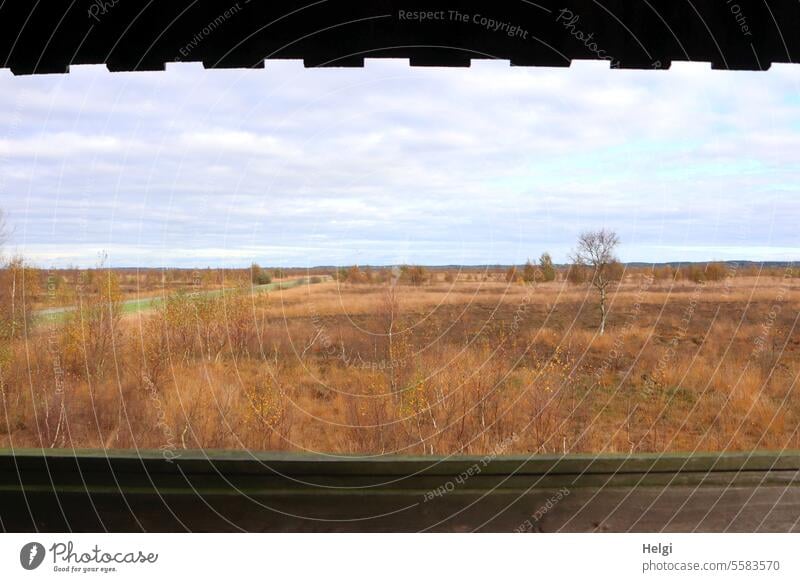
[2,449,799,531]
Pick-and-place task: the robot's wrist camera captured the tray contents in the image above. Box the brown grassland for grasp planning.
[1,264,799,456]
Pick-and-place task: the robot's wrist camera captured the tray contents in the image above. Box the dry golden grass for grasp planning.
[2,271,799,456]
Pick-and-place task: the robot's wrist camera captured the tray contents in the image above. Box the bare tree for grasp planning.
[379,281,402,397]
[571,229,621,335]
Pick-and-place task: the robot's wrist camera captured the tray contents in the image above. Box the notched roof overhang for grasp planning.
[1,0,799,75]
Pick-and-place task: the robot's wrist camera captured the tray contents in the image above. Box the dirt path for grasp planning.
[34,276,330,323]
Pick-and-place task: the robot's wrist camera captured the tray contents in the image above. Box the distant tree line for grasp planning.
[335,265,430,286]
[648,262,731,283]
[506,252,557,284]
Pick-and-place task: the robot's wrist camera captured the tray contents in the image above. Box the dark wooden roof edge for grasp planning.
[3,448,800,476]
[2,0,798,75]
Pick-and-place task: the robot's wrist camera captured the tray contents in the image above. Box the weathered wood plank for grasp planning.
[2,449,799,531]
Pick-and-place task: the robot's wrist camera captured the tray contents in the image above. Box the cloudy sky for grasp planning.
[0,60,798,268]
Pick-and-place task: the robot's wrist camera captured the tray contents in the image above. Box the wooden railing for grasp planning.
[2,449,799,532]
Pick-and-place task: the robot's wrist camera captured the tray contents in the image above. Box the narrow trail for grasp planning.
[34,275,330,322]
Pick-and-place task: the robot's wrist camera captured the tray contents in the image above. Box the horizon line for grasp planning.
[29,259,799,271]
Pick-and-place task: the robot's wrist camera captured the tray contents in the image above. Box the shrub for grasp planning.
[682,262,727,283]
[684,264,706,283]
[243,375,291,448]
[704,262,727,282]
[522,260,538,283]
[680,264,692,282]
[400,265,428,286]
[61,266,123,379]
[250,263,272,285]
[339,265,367,284]
[0,256,36,343]
[538,252,556,282]
[352,266,368,283]
[604,260,625,283]
[652,265,675,281]
[139,285,257,379]
[566,263,587,284]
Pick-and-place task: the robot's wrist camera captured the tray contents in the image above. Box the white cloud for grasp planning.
[1,61,798,267]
